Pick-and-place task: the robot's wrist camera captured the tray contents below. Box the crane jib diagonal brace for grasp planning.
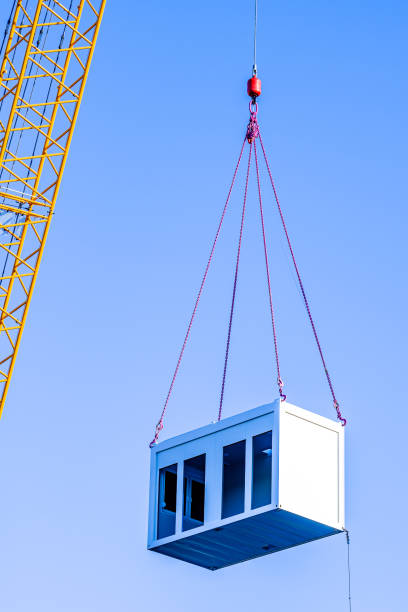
[0,0,106,417]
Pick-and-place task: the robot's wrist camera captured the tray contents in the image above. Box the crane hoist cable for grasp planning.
[0,1,58,282]
[0,1,17,59]
[0,0,39,192]
[0,0,38,247]
[252,0,257,76]
[1,3,51,188]
[20,0,73,188]
[0,0,72,281]
[0,1,29,116]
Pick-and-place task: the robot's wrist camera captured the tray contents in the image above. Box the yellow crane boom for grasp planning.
[0,0,106,417]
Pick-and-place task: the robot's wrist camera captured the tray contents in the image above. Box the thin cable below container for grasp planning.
[346,530,352,611]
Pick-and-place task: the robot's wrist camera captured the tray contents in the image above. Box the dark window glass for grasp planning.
[157,464,177,539]
[183,477,187,515]
[222,440,246,519]
[163,470,177,511]
[191,480,205,522]
[183,454,206,531]
[252,431,272,509]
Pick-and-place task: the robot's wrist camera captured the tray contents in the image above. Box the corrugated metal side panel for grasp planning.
[151,509,340,570]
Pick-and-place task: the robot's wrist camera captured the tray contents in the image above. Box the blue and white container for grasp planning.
[147,399,345,570]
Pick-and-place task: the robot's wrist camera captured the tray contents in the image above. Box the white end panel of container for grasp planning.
[279,403,344,530]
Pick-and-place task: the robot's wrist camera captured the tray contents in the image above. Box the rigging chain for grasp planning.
[257,128,346,426]
[149,0,346,444]
[149,104,346,446]
[218,141,252,421]
[149,137,247,448]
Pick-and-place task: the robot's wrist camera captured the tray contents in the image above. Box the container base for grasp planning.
[150,508,341,570]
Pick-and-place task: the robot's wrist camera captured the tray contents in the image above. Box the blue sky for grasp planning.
[0,0,407,610]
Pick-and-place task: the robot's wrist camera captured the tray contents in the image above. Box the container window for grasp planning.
[252,431,272,509]
[222,440,246,519]
[157,464,177,539]
[183,454,205,531]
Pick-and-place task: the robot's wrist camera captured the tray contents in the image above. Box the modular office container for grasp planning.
[147,399,345,570]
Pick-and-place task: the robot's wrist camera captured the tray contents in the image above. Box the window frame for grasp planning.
[158,464,178,521]
[183,454,206,530]
[251,429,273,510]
[221,438,247,520]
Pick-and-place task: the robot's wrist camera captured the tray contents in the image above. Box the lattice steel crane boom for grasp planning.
[0,0,106,417]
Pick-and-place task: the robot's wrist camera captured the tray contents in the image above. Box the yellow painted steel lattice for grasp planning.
[0,0,106,416]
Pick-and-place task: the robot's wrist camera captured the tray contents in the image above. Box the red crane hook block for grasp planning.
[247,76,261,98]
